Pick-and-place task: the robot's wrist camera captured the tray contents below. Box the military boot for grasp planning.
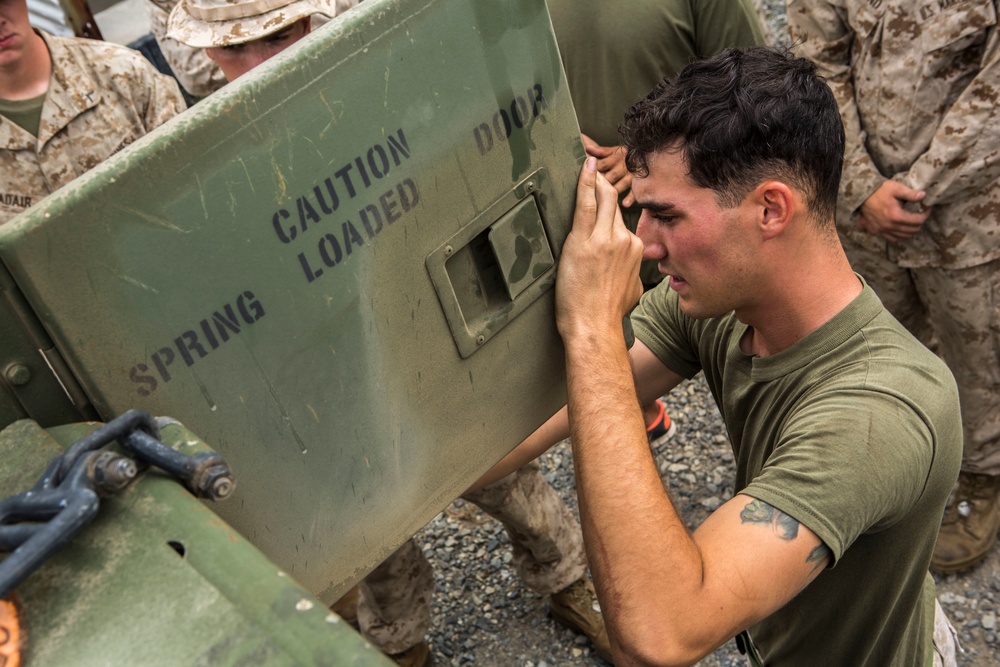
[387,641,433,667]
[549,576,613,663]
[329,584,360,629]
[931,472,1000,573]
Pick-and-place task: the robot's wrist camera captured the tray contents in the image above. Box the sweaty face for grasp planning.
[632,150,759,320]
[206,19,311,82]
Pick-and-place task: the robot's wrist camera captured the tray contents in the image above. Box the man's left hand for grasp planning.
[581,133,635,207]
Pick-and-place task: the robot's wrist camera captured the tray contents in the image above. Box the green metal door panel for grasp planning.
[0,0,581,602]
[0,265,95,427]
[0,419,391,666]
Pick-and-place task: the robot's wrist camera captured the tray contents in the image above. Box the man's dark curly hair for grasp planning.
[619,46,844,223]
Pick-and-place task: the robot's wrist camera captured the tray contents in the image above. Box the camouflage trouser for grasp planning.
[357,460,586,654]
[932,599,960,667]
[842,235,1000,476]
[357,538,435,655]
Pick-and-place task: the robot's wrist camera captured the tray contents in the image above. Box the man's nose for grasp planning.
[635,213,664,261]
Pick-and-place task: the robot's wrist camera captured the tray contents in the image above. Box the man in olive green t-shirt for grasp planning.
[476,47,962,665]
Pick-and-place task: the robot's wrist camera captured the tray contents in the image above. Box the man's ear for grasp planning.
[753,181,794,240]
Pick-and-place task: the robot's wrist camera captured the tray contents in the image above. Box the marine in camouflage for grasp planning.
[146,0,227,97]
[789,0,1000,476]
[0,31,185,224]
[166,0,355,49]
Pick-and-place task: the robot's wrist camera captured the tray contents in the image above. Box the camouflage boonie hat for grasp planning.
[167,0,339,48]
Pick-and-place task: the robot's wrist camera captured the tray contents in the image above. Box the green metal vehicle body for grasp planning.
[0,0,583,661]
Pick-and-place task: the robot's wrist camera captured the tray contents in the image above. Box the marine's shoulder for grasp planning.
[47,34,157,77]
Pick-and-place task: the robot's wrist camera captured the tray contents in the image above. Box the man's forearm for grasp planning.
[565,335,708,663]
[467,406,570,492]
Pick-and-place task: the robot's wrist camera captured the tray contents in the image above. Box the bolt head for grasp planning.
[4,363,31,386]
[211,476,234,499]
[200,464,236,500]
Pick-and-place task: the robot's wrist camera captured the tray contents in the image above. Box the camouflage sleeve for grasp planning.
[81,38,186,134]
[787,0,887,217]
[902,11,1000,207]
[142,65,186,132]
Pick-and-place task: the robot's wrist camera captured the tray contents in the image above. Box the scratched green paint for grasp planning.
[0,0,583,603]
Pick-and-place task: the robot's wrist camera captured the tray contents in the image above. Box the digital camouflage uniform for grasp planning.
[356,460,587,653]
[149,0,342,98]
[751,0,789,47]
[788,0,1000,478]
[0,30,185,224]
[146,0,227,98]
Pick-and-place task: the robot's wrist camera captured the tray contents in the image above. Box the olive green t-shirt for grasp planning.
[631,280,962,665]
[0,93,46,137]
[547,0,764,147]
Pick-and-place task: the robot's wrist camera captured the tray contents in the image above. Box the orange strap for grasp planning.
[0,595,22,667]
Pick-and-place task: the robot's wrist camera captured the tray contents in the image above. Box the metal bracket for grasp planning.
[426,169,557,358]
[0,411,235,598]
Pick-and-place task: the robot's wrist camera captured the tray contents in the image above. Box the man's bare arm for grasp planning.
[470,340,682,491]
[569,330,830,665]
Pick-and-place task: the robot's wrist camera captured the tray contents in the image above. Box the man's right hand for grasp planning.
[554,157,643,347]
[857,181,931,242]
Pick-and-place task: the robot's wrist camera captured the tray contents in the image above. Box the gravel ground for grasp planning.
[411,5,999,666]
[416,375,750,666]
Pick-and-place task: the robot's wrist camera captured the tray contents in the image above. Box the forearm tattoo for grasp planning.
[740,499,831,569]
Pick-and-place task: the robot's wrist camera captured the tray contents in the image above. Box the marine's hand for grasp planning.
[555,157,644,346]
[857,181,931,242]
[581,133,634,205]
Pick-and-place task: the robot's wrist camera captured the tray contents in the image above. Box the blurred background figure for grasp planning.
[146,0,225,97]
[789,0,1000,574]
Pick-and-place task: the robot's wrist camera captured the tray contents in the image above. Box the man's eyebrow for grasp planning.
[635,200,676,212]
